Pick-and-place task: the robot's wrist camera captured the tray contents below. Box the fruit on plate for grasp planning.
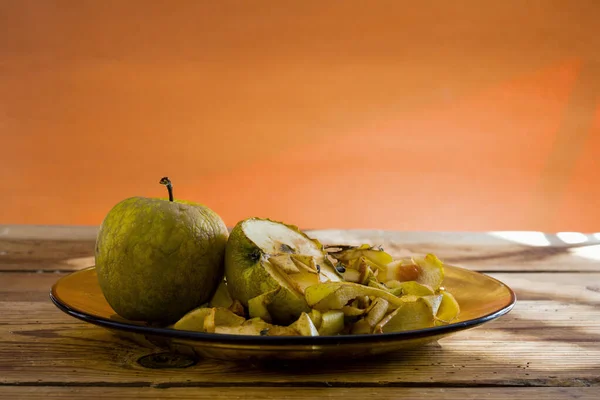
[168,218,461,336]
[95,177,229,324]
[224,218,342,324]
[93,185,460,337]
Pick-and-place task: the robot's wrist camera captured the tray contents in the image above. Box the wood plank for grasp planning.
[490,272,600,305]
[0,272,66,302]
[0,225,98,241]
[0,238,95,271]
[2,226,600,272]
[0,387,595,400]
[0,300,598,387]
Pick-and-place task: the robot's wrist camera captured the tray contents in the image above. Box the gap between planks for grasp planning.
[0,386,596,400]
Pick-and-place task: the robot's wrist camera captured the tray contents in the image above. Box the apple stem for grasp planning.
[159,177,174,201]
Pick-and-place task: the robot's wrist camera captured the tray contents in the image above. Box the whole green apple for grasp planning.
[95,177,229,324]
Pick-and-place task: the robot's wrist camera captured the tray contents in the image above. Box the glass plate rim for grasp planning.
[50,265,517,346]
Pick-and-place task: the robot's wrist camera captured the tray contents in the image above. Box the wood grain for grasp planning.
[2,227,599,397]
[0,272,66,302]
[3,226,600,272]
[0,387,595,400]
[0,237,95,271]
[1,300,598,387]
[490,272,600,305]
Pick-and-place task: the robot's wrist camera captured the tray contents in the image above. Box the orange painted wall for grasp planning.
[1,1,599,231]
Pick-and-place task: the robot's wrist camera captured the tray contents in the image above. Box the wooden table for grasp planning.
[1,226,599,399]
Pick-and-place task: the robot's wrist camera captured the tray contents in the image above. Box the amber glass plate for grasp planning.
[50,265,516,361]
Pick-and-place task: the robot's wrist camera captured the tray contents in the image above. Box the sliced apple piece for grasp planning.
[172,307,214,332]
[384,261,421,282]
[268,254,300,274]
[308,309,322,330]
[364,297,389,328]
[413,254,445,291]
[387,281,435,297]
[375,296,435,333]
[318,310,345,336]
[422,294,443,315]
[204,307,246,333]
[208,279,234,309]
[259,260,311,323]
[225,218,340,325]
[328,245,393,270]
[367,278,390,291]
[289,312,320,336]
[248,289,278,323]
[342,268,361,282]
[228,299,246,317]
[350,318,372,334]
[340,305,366,317]
[290,254,319,273]
[435,290,461,324]
[214,318,298,336]
[305,282,406,311]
